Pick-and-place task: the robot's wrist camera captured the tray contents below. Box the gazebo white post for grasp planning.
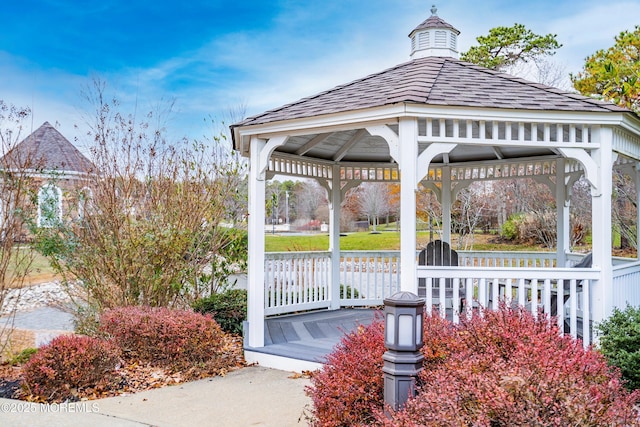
[329,164,342,310]
[635,162,640,255]
[556,158,569,267]
[441,166,452,245]
[399,117,418,293]
[590,127,614,325]
[247,137,267,348]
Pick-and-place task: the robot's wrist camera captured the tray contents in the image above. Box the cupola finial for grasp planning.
[431,5,437,15]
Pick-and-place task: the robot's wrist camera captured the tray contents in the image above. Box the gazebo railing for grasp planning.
[264,251,401,315]
[417,266,599,347]
[612,260,640,309]
[263,250,605,345]
[264,251,331,315]
[458,250,557,267]
[338,251,401,305]
[263,250,595,316]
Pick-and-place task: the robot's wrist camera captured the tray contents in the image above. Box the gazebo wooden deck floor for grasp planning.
[244,304,586,368]
[245,308,379,364]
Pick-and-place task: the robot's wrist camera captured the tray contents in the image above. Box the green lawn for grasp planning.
[265,231,411,252]
[265,231,549,252]
[3,246,57,287]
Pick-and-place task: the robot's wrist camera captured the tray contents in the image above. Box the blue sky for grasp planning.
[2,0,640,151]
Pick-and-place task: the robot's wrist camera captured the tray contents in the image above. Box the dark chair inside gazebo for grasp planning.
[418,240,464,311]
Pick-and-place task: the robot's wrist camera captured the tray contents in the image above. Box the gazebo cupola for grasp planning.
[409,5,460,59]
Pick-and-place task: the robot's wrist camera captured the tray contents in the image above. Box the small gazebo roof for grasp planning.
[1,121,95,174]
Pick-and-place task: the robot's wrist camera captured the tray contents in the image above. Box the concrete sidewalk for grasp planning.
[0,366,312,427]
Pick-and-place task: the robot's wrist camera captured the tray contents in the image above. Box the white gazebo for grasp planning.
[231,8,640,370]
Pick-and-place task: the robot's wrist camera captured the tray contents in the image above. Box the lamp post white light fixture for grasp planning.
[383,291,425,412]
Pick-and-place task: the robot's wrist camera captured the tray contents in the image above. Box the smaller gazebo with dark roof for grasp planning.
[231,7,640,370]
[1,121,95,228]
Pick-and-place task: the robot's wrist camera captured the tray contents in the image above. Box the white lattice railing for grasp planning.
[264,252,331,315]
[612,260,640,309]
[338,251,401,305]
[263,250,640,347]
[417,266,598,347]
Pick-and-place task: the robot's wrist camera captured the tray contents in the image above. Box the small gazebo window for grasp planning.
[38,184,62,228]
[435,30,446,47]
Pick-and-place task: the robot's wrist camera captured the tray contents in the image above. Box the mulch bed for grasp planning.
[0,334,245,403]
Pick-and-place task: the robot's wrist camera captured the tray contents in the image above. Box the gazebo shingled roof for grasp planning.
[232,57,630,146]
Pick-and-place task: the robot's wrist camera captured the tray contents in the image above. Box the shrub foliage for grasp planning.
[306,306,640,426]
[306,318,385,427]
[99,306,225,371]
[22,335,121,402]
[192,289,247,335]
[597,304,640,390]
[33,80,247,311]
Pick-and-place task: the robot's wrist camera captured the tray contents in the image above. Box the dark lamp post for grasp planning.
[383,291,425,412]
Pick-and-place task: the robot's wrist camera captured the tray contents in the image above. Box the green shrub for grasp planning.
[22,335,120,402]
[192,289,247,335]
[99,306,225,370]
[597,304,640,390]
[7,347,38,366]
[340,284,360,299]
[501,214,521,240]
[72,304,102,337]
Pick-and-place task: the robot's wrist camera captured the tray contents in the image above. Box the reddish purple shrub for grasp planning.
[306,313,461,426]
[99,306,225,370]
[22,334,121,402]
[384,306,640,426]
[421,311,456,367]
[309,306,640,426]
[306,318,386,427]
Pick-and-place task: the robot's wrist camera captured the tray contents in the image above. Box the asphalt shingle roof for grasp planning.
[1,122,95,174]
[410,14,460,36]
[234,57,629,129]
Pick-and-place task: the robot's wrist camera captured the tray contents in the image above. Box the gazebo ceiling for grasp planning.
[278,130,558,165]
